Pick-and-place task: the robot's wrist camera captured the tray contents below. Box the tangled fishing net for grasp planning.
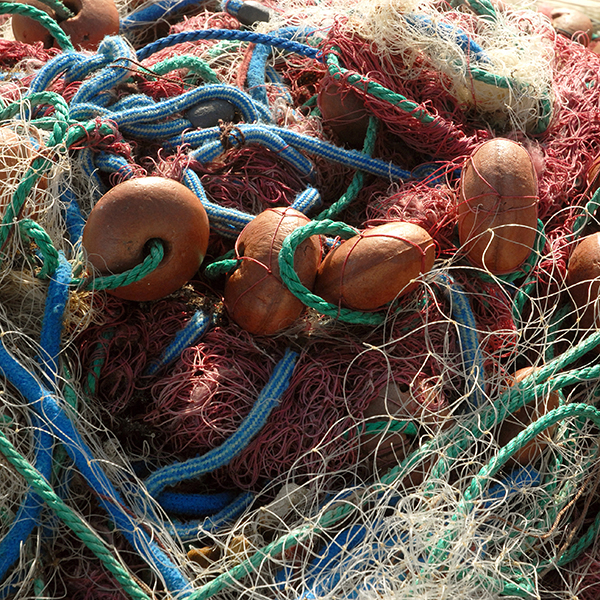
[1,0,600,598]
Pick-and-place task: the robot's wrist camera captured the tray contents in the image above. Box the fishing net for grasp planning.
[1,0,600,599]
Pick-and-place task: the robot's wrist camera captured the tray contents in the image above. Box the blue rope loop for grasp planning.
[136,28,321,63]
[0,338,194,596]
[0,253,71,588]
[144,347,299,497]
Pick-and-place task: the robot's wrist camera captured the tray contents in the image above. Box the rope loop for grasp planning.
[278,219,386,325]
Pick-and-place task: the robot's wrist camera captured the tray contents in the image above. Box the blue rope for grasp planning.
[75,147,106,200]
[94,152,138,179]
[245,27,314,107]
[61,186,86,244]
[0,341,194,596]
[403,14,490,64]
[70,37,135,107]
[136,28,321,62]
[290,187,322,215]
[145,310,212,376]
[28,51,85,94]
[0,254,71,587]
[434,271,486,409]
[144,347,299,497]
[182,168,253,238]
[189,124,314,177]
[169,492,255,539]
[221,0,243,16]
[157,490,236,517]
[110,83,269,127]
[120,0,203,32]
[173,124,411,182]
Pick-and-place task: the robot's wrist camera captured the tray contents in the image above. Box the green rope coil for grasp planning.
[77,239,165,292]
[0,426,152,600]
[429,403,600,568]
[278,220,386,325]
[19,218,59,280]
[0,2,74,51]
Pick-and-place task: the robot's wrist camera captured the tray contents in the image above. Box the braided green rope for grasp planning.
[0,427,152,600]
[0,3,74,51]
[36,0,74,20]
[429,403,600,566]
[278,220,386,325]
[19,219,59,280]
[151,55,221,84]
[465,0,497,18]
[187,523,316,600]
[84,330,115,397]
[75,238,165,292]
[0,92,71,276]
[316,116,378,221]
[571,185,600,240]
[325,51,436,125]
[203,249,238,279]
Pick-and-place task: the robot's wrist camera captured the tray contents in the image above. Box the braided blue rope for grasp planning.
[403,14,490,64]
[0,342,193,596]
[94,152,138,179]
[169,492,255,539]
[61,186,86,243]
[274,127,411,181]
[157,490,236,517]
[28,51,85,94]
[111,83,269,127]
[136,29,321,62]
[64,53,110,85]
[173,125,411,182]
[290,187,322,215]
[120,0,203,32]
[189,125,314,177]
[121,118,193,140]
[245,27,315,107]
[70,37,135,108]
[145,310,212,376]
[76,147,106,200]
[0,254,70,587]
[182,168,253,237]
[433,271,485,409]
[144,347,299,497]
[221,0,243,16]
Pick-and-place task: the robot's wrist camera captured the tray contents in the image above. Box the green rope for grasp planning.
[36,0,74,20]
[0,426,152,600]
[571,185,600,239]
[0,3,74,51]
[325,51,436,125]
[151,55,221,84]
[0,92,72,277]
[316,116,378,221]
[19,218,59,280]
[278,220,385,325]
[187,523,316,600]
[203,250,239,279]
[465,0,497,18]
[76,238,165,292]
[429,403,600,569]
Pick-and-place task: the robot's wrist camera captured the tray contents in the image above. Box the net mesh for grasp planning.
[1,0,600,598]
